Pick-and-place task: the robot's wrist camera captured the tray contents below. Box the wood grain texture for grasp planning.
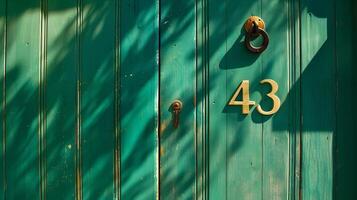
[159,0,197,198]
[119,0,159,199]
[80,0,115,199]
[1,0,356,198]
[261,0,291,199]
[334,0,357,199]
[195,0,209,199]
[208,0,293,199]
[46,1,77,199]
[5,0,40,199]
[289,0,302,199]
[300,0,335,199]
[208,1,262,199]
[0,0,4,198]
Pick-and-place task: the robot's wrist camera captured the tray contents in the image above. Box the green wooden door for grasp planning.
[1,0,159,199]
[160,0,357,199]
[0,0,356,199]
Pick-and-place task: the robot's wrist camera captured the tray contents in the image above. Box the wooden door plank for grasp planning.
[46,1,77,199]
[207,0,228,198]
[289,0,302,199]
[209,0,264,199]
[261,0,291,199]
[159,0,197,198]
[225,1,263,199]
[6,0,41,199]
[80,0,115,199]
[195,0,209,198]
[300,0,335,199]
[0,0,4,197]
[119,0,159,199]
[334,0,357,198]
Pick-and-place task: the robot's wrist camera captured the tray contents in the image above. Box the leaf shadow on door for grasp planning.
[1,0,356,199]
[0,0,163,199]
[270,0,357,198]
[0,0,237,199]
[213,0,356,198]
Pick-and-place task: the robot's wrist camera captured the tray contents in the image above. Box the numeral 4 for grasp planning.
[228,80,256,114]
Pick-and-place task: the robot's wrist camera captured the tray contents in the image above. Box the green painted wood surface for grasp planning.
[209,0,261,199]
[208,0,292,199]
[261,0,291,198]
[119,0,159,199]
[46,1,77,199]
[0,0,356,199]
[0,0,4,198]
[81,0,116,199]
[159,0,196,199]
[1,0,160,199]
[300,0,334,198]
[334,0,357,199]
[195,0,209,199]
[6,0,40,199]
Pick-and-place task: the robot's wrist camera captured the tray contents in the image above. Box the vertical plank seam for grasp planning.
[114,0,121,198]
[196,0,209,198]
[157,0,161,199]
[201,2,204,196]
[223,0,228,198]
[75,0,83,199]
[332,0,338,198]
[202,0,209,197]
[295,0,303,195]
[287,0,295,199]
[39,0,48,199]
[2,0,7,198]
[288,0,301,198]
[204,0,209,198]
[202,0,205,196]
[155,1,160,199]
[297,0,303,198]
[194,0,199,198]
[287,0,292,198]
[155,1,160,197]
[260,1,264,200]
[195,0,208,198]
[203,0,206,196]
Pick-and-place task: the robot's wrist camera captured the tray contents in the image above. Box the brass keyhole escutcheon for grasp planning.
[171,100,183,129]
[244,16,265,33]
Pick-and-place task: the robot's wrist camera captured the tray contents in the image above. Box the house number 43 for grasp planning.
[228,79,281,115]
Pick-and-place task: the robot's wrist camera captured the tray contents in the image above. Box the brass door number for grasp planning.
[228,79,281,115]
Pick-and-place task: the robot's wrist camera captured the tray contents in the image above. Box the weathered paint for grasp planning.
[0,0,356,199]
[6,0,40,199]
[0,0,4,198]
[119,0,159,199]
[300,0,334,198]
[159,0,197,198]
[334,0,357,199]
[208,0,291,199]
[1,0,160,199]
[46,1,76,199]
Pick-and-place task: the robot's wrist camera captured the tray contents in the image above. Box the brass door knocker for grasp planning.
[244,16,269,53]
[171,100,182,128]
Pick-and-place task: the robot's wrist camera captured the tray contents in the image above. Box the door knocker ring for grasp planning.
[244,16,269,53]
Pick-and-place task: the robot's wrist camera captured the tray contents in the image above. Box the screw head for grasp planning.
[244,16,266,32]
